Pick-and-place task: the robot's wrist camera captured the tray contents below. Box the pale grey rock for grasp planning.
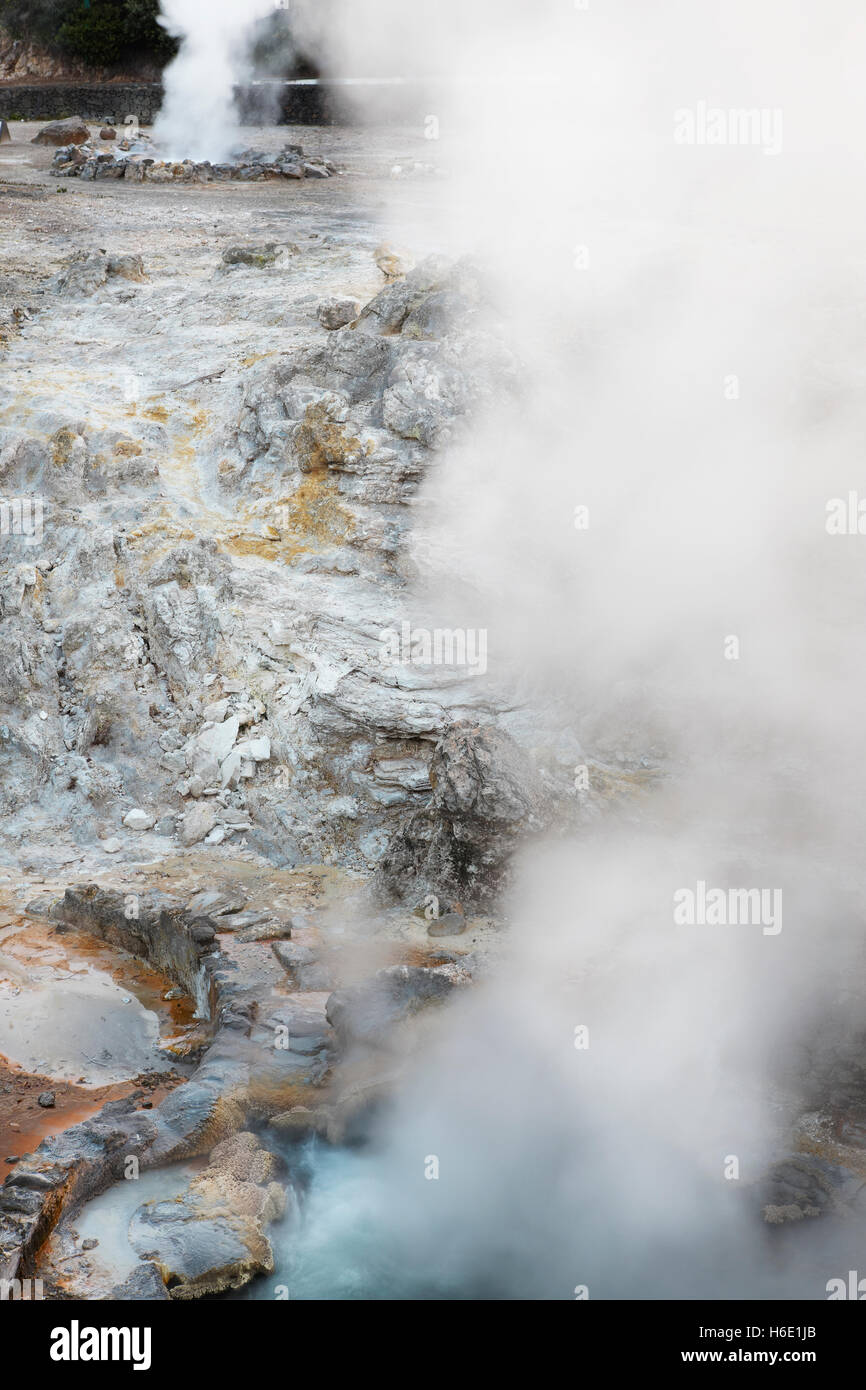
[197,715,239,764]
[219,749,243,788]
[235,735,270,762]
[181,804,218,847]
[202,698,229,723]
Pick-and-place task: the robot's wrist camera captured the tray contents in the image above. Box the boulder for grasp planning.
[197,715,239,765]
[221,243,278,268]
[32,116,91,146]
[53,250,147,298]
[317,296,361,330]
[756,1154,863,1224]
[181,803,218,847]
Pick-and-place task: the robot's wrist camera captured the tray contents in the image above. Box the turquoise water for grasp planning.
[227,1135,866,1302]
[56,1133,866,1301]
[229,1138,474,1301]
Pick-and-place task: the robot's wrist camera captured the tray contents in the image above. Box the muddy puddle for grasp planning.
[0,918,203,1084]
[0,916,203,1179]
[38,1160,202,1299]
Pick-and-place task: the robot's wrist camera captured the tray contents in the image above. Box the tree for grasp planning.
[0,0,177,67]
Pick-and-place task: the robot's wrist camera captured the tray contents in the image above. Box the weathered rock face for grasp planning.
[128,1132,286,1298]
[0,28,145,82]
[375,722,547,907]
[230,253,514,502]
[0,237,527,879]
[31,116,90,146]
[354,255,475,336]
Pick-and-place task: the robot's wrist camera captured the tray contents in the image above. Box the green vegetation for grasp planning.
[0,0,177,68]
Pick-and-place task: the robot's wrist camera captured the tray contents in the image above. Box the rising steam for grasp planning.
[153,0,282,161]
[304,0,866,1298]
[154,0,866,1295]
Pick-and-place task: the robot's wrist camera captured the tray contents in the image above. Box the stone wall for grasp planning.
[0,82,164,123]
[0,79,430,126]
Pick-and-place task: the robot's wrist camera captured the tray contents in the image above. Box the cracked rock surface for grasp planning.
[0,119,627,1299]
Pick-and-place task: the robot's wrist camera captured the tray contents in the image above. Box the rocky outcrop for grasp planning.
[0,887,332,1288]
[318,297,362,330]
[52,250,147,298]
[128,1132,286,1298]
[375,722,547,907]
[326,962,468,1050]
[0,235,526,879]
[230,253,514,501]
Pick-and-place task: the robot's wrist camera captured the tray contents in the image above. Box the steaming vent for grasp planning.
[50,125,337,183]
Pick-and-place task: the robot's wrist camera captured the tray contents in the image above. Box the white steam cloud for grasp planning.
[154,0,279,161]
[159,0,866,1295]
[293,0,866,1298]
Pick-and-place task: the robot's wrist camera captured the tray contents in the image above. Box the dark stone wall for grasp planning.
[0,82,164,123]
[0,79,431,127]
